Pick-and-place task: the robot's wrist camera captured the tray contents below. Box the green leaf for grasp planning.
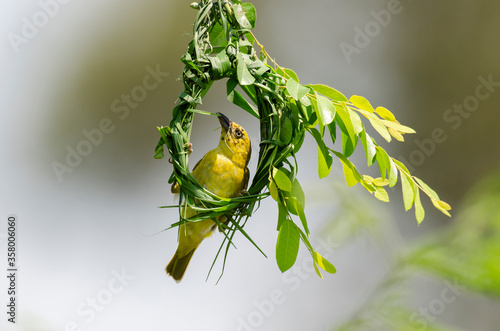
[292,130,305,154]
[335,104,357,155]
[209,49,231,79]
[241,3,257,29]
[286,79,309,101]
[360,131,376,167]
[331,150,363,186]
[276,219,300,272]
[280,116,293,145]
[226,79,259,118]
[316,94,336,126]
[375,147,389,180]
[296,226,314,254]
[392,159,412,177]
[299,95,317,127]
[414,176,439,201]
[400,171,415,211]
[208,22,227,48]
[388,157,398,187]
[327,122,337,145]
[285,197,310,236]
[310,128,333,179]
[313,262,323,279]
[283,179,305,215]
[347,107,363,135]
[236,53,255,85]
[233,3,256,30]
[154,139,165,159]
[341,160,358,187]
[313,251,336,274]
[268,180,279,201]
[415,189,425,224]
[317,146,333,179]
[282,68,299,82]
[273,167,292,192]
[277,199,287,230]
[350,95,375,113]
[310,84,347,102]
[360,175,376,192]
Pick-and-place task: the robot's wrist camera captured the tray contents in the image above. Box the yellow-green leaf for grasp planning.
[431,199,452,217]
[268,180,279,201]
[360,131,376,167]
[438,200,451,210]
[350,95,375,113]
[383,120,416,134]
[347,107,363,135]
[342,160,358,187]
[375,106,396,121]
[372,177,389,186]
[313,261,323,279]
[273,167,292,192]
[318,146,333,179]
[313,251,336,274]
[388,158,398,187]
[374,186,390,202]
[310,128,333,179]
[414,177,440,201]
[415,189,425,224]
[401,171,415,211]
[368,117,392,142]
[388,127,405,142]
[283,179,305,215]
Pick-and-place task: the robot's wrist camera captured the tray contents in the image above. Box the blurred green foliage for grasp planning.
[408,171,500,297]
[328,170,500,331]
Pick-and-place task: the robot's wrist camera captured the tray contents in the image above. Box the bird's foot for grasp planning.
[185,142,193,156]
[168,143,193,164]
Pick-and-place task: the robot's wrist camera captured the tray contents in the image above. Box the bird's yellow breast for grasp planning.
[192,147,246,198]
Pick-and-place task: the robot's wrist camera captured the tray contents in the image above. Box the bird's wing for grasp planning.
[243,167,250,190]
[192,157,204,172]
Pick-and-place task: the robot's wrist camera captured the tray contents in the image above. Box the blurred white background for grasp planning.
[1,1,500,330]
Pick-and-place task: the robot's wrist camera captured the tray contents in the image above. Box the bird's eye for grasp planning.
[235,129,243,138]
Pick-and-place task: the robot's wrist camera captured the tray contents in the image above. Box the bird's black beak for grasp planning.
[217,112,231,131]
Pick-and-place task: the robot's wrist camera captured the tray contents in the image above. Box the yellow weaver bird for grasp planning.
[166,112,251,282]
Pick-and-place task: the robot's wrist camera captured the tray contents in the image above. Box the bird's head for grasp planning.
[217,112,251,167]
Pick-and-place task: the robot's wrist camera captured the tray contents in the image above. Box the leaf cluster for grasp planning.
[154,0,450,278]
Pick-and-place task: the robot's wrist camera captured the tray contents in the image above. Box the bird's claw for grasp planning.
[185,142,193,156]
[168,143,193,164]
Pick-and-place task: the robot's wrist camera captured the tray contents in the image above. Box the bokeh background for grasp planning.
[1,0,500,330]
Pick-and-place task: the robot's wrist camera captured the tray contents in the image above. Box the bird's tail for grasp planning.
[166,249,196,282]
